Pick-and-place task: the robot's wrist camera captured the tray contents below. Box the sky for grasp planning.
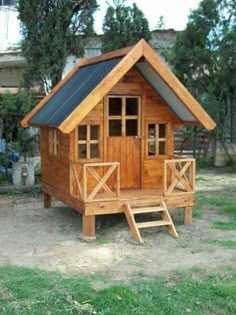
[94,0,201,33]
[0,0,201,48]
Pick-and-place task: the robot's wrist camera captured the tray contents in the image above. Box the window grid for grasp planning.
[78,125,99,159]
[49,129,59,156]
[147,124,167,156]
[108,96,140,137]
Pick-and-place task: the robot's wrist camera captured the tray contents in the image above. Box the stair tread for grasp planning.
[136,220,171,228]
[132,206,165,214]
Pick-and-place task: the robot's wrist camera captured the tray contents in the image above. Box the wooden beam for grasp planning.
[82,214,95,237]
[58,40,145,133]
[21,58,88,128]
[184,206,192,224]
[141,40,216,131]
[44,192,51,208]
[81,45,134,67]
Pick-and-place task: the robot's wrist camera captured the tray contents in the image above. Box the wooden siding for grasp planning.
[41,127,71,195]
[107,67,180,189]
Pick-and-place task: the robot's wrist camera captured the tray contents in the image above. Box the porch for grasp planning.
[70,157,195,215]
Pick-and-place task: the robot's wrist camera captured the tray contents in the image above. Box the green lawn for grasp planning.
[0,266,235,315]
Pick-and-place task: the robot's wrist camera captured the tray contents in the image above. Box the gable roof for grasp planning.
[21,39,216,133]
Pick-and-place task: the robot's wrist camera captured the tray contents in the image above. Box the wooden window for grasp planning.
[78,125,100,159]
[49,128,59,155]
[108,96,140,136]
[147,123,167,156]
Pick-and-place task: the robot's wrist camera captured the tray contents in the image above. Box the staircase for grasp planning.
[124,200,178,243]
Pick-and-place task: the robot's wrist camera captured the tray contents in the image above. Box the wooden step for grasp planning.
[124,201,178,243]
[131,206,165,214]
[136,220,171,229]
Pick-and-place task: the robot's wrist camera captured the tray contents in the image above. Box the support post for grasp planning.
[184,206,192,224]
[44,192,51,208]
[82,214,96,239]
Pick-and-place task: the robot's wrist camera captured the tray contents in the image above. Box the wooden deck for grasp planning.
[83,188,194,216]
[43,157,195,238]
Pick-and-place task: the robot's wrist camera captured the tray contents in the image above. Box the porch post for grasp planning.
[44,192,51,208]
[184,206,192,224]
[82,214,96,238]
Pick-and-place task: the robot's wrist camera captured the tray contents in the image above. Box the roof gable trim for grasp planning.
[58,40,144,133]
[141,41,216,130]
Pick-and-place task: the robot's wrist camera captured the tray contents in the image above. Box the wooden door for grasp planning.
[106,96,141,189]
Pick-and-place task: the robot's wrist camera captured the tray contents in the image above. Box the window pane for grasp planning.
[90,143,99,158]
[159,124,166,138]
[78,125,86,140]
[148,124,155,139]
[109,98,122,116]
[91,125,99,140]
[148,141,155,156]
[126,119,138,136]
[159,141,166,155]
[109,120,122,136]
[79,144,87,159]
[126,98,138,115]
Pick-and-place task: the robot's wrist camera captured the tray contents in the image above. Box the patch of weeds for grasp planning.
[219,206,236,217]
[196,160,214,169]
[193,208,203,219]
[196,175,208,181]
[0,173,12,186]
[203,239,236,249]
[203,197,231,207]
[59,224,76,234]
[89,272,111,284]
[190,266,204,273]
[213,220,236,231]
[96,235,109,245]
[4,188,42,198]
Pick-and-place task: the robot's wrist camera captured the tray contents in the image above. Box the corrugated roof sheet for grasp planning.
[29,57,122,126]
[135,61,197,122]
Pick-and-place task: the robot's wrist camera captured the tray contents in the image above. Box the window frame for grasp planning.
[146,122,170,158]
[76,123,101,161]
[107,96,141,137]
[48,128,59,156]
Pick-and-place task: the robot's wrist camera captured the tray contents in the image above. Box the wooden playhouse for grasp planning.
[22,40,216,243]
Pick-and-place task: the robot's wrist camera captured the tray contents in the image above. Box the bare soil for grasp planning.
[0,168,235,282]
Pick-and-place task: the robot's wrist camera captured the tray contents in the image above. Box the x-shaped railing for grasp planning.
[71,161,120,202]
[164,158,195,196]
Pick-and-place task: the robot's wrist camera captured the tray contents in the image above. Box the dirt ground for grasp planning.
[0,168,235,282]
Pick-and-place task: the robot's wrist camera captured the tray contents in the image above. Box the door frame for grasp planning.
[104,95,142,189]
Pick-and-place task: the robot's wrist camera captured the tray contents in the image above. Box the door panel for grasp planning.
[107,136,141,188]
[106,96,141,189]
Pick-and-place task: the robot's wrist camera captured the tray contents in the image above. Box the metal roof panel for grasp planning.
[29,57,122,126]
[135,61,197,122]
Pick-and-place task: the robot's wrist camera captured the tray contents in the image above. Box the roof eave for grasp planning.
[141,41,216,131]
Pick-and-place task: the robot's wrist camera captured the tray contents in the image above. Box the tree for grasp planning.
[0,91,38,163]
[102,0,151,53]
[164,0,236,142]
[156,15,166,29]
[18,0,98,93]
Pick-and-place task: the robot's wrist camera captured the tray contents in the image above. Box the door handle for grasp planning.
[134,136,142,139]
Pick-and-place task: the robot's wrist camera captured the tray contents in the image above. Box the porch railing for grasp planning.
[70,161,120,202]
[163,157,195,196]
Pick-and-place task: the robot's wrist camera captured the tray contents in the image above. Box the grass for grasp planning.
[196,160,214,169]
[194,192,236,231]
[0,266,235,315]
[213,221,236,231]
[203,240,236,249]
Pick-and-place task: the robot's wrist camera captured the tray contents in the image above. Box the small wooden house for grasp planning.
[22,40,216,243]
